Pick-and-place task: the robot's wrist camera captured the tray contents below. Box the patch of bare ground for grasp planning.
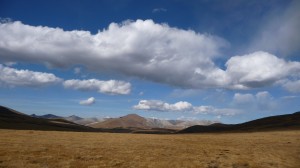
[0,129,299,168]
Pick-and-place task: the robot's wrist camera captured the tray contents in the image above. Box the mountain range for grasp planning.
[1,105,300,134]
[31,113,216,130]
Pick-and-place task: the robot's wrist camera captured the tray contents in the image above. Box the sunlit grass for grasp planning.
[0,129,299,168]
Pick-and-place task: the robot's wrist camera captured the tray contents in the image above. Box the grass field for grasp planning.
[0,129,299,168]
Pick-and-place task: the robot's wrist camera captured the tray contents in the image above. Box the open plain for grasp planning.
[0,129,299,168]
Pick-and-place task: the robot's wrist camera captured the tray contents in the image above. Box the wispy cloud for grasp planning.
[152,8,167,13]
[281,80,300,93]
[249,1,300,56]
[74,67,81,74]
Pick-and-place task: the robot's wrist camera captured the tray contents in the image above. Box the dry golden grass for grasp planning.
[0,129,299,168]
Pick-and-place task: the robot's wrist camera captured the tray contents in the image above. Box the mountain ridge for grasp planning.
[30,113,217,130]
[178,111,300,133]
[2,105,299,134]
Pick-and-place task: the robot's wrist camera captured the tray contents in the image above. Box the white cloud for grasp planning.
[63,79,131,95]
[0,64,61,87]
[233,93,255,104]
[133,100,193,112]
[79,97,95,105]
[1,21,300,90]
[226,51,300,89]
[233,91,275,111]
[133,100,240,116]
[0,20,228,89]
[256,91,272,101]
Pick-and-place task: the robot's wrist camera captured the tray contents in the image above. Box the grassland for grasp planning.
[0,129,299,168]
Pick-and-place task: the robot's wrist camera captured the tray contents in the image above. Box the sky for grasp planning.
[0,0,300,123]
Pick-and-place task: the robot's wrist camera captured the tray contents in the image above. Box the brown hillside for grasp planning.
[89,114,150,129]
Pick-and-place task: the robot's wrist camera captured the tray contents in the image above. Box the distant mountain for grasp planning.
[0,105,174,133]
[89,114,150,129]
[145,118,216,129]
[64,115,83,122]
[88,114,217,130]
[178,112,300,133]
[31,114,62,119]
[0,106,95,132]
[31,114,105,126]
[29,112,217,130]
[71,117,105,126]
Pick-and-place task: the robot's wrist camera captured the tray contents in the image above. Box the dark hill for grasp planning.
[178,111,300,133]
[0,106,95,132]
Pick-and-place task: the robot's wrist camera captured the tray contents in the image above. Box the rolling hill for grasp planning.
[0,106,96,132]
[178,111,300,133]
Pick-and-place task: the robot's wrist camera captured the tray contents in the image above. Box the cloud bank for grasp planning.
[0,20,227,89]
[133,100,240,116]
[79,97,96,105]
[1,20,300,91]
[0,64,61,87]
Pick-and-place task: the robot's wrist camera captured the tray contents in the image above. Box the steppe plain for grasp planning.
[0,129,299,168]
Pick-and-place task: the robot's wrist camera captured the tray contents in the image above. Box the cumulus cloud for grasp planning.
[133,100,193,111]
[133,100,240,116]
[1,20,300,90]
[0,64,61,87]
[0,20,228,89]
[232,93,255,105]
[225,51,300,89]
[63,79,131,95]
[79,97,95,105]
[233,91,275,111]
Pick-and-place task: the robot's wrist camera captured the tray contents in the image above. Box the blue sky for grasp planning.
[0,0,299,123]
